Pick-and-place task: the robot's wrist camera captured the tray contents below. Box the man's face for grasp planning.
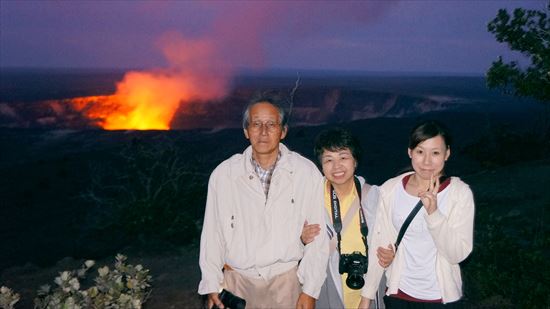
[244,102,287,158]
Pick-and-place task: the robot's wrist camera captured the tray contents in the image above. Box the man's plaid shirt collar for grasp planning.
[251,151,281,197]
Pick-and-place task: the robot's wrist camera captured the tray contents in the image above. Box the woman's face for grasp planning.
[408,135,450,181]
[321,148,356,187]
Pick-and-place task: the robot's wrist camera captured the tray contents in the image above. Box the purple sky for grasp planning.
[0,0,545,74]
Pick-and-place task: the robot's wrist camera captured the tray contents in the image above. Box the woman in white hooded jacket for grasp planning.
[359,120,474,309]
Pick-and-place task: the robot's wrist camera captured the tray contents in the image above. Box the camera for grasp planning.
[339,251,368,290]
[212,289,246,309]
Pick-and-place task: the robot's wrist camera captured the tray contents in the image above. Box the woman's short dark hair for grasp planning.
[409,120,452,149]
[314,127,363,165]
[242,91,288,129]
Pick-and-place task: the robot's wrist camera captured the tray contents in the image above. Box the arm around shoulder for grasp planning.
[297,168,329,299]
[362,191,391,300]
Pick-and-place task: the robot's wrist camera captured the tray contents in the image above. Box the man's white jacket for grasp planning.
[198,143,329,298]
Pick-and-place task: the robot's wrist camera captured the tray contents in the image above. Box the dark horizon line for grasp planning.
[0,65,486,78]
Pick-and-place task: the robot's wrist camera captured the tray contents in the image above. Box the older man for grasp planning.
[198,93,328,309]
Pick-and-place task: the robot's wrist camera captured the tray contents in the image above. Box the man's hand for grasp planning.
[207,292,224,309]
[296,292,316,309]
[300,220,321,245]
[358,296,372,309]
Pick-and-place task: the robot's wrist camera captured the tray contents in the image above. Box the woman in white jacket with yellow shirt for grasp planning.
[301,127,391,309]
[359,120,474,308]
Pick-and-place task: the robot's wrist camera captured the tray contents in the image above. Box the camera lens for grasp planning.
[345,274,365,290]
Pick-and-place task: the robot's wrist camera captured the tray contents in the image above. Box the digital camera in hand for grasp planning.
[212,289,246,309]
[339,251,368,290]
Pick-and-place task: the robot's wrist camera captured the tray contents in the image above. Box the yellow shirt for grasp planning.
[324,180,364,309]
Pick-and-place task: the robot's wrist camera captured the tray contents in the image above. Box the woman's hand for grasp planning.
[418,173,440,215]
[300,220,321,245]
[358,296,372,309]
[377,244,395,268]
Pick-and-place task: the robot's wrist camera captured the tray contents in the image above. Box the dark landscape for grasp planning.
[1,69,548,308]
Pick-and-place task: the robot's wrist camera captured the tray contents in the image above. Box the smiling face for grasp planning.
[408,135,450,181]
[321,147,357,189]
[243,102,287,160]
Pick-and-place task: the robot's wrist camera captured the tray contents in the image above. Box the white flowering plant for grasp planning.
[34,254,152,309]
[0,286,20,309]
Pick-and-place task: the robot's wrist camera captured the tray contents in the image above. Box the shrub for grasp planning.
[34,254,152,309]
[83,137,206,246]
[462,125,548,168]
[462,210,550,308]
[0,286,20,309]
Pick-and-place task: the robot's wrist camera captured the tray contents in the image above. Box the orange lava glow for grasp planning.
[59,33,232,130]
[68,70,201,130]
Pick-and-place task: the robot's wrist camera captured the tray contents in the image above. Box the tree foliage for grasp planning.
[487,3,550,103]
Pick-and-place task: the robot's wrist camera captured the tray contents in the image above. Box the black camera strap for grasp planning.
[394,200,423,250]
[395,176,449,250]
[330,176,368,255]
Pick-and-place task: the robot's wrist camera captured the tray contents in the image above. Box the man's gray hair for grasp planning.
[242,92,288,130]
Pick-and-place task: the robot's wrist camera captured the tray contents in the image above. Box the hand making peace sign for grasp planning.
[418,173,440,215]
